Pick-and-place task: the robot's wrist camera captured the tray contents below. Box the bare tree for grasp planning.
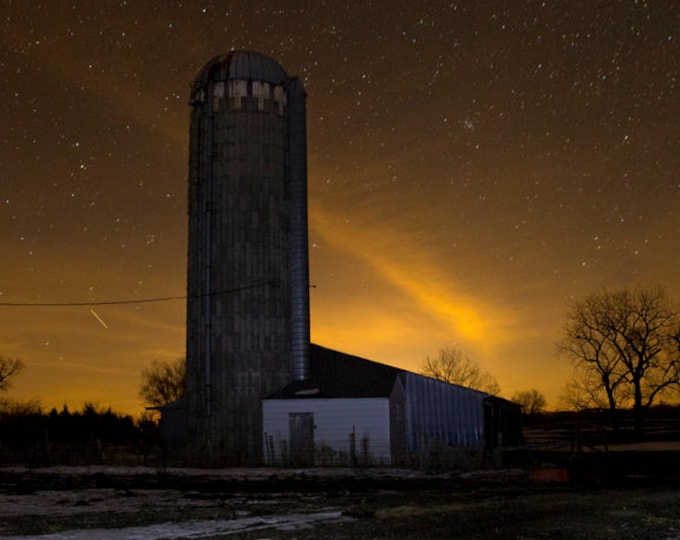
[420,347,501,394]
[139,358,186,407]
[558,364,631,412]
[556,285,680,434]
[0,397,41,416]
[511,389,547,415]
[0,356,24,392]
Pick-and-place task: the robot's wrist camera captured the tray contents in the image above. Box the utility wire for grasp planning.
[0,281,282,307]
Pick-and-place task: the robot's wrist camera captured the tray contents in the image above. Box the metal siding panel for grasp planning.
[404,373,486,451]
[389,377,407,462]
[287,77,310,381]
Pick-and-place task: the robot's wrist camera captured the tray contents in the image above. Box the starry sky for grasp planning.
[1,1,678,415]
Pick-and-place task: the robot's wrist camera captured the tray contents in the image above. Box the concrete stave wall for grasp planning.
[185,52,306,464]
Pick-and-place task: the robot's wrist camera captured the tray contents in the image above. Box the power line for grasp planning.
[0,281,282,307]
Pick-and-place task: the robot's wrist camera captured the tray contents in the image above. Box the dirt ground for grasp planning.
[1,465,680,539]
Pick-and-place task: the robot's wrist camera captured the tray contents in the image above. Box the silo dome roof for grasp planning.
[192,50,289,93]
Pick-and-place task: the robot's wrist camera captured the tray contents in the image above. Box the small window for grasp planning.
[190,88,205,105]
[273,85,287,115]
[212,81,225,111]
[228,79,248,110]
[252,81,270,112]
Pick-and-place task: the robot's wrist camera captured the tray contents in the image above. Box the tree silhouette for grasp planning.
[0,356,24,392]
[511,389,547,416]
[557,284,680,435]
[420,347,501,394]
[140,358,186,407]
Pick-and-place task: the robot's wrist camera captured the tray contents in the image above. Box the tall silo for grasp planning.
[185,51,310,464]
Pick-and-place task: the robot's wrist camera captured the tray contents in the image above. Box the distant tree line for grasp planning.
[0,401,159,466]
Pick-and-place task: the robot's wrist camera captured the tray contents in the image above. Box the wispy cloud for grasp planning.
[310,206,520,352]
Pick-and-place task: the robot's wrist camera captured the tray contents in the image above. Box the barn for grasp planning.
[164,50,523,466]
[262,345,522,467]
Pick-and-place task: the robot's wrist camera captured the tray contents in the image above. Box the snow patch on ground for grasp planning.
[0,466,378,539]
[1,510,348,540]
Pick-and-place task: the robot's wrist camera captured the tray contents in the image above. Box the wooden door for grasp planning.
[288,412,314,466]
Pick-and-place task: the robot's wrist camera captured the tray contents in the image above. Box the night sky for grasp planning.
[1,1,678,414]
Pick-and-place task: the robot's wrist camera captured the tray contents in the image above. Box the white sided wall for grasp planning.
[262,397,391,466]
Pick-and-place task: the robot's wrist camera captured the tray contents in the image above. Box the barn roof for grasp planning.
[266,344,403,399]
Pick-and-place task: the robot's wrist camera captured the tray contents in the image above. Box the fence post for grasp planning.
[349,426,357,467]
